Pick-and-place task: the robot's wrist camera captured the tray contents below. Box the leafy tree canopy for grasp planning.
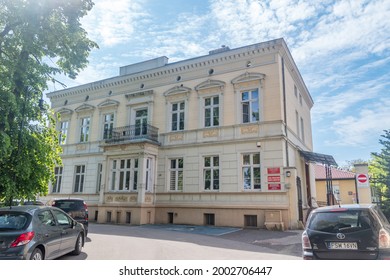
[0,0,98,204]
[370,129,390,219]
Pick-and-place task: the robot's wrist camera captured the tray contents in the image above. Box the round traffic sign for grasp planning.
[357,174,368,183]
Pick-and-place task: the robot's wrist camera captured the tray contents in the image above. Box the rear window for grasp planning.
[53,200,84,212]
[0,212,31,231]
[307,210,374,233]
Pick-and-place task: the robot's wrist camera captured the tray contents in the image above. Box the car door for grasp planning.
[51,209,78,254]
[35,210,62,259]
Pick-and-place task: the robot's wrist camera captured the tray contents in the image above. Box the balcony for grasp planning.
[105,124,159,144]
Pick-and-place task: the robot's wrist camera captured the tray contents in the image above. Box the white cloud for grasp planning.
[82,0,150,47]
[326,98,390,147]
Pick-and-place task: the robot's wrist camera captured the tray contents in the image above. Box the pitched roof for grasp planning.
[313,164,355,180]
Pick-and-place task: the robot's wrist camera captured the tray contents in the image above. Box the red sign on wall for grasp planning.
[268,184,281,190]
[268,176,281,182]
[267,167,280,174]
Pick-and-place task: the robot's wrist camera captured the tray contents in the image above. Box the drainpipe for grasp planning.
[281,56,289,167]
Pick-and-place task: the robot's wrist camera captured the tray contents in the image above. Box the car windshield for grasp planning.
[308,210,373,233]
[0,212,30,231]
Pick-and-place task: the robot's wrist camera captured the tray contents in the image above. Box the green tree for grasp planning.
[370,130,390,219]
[0,0,98,204]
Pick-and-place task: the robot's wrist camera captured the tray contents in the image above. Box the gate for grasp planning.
[297,177,303,222]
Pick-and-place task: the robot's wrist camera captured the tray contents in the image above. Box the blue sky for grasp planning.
[51,0,390,167]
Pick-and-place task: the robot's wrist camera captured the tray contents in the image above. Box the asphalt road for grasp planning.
[59,223,303,260]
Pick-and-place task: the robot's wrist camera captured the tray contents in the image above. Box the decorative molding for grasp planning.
[76,144,87,151]
[163,86,192,97]
[125,89,154,100]
[56,108,73,116]
[74,103,95,113]
[114,195,128,202]
[169,133,184,142]
[231,72,265,85]
[203,129,219,138]
[98,99,120,109]
[241,125,259,134]
[195,79,225,92]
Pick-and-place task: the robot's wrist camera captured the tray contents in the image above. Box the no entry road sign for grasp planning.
[356,173,369,188]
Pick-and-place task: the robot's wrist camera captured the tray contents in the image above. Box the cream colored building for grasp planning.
[313,163,372,206]
[44,38,318,230]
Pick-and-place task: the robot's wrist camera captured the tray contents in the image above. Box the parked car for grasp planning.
[22,201,44,206]
[52,199,88,236]
[0,205,85,260]
[302,204,390,260]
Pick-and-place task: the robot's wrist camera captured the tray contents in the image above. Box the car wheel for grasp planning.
[72,233,83,255]
[30,248,44,260]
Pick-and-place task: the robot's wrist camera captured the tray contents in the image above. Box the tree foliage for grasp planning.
[370,129,390,219]
[0,0,98,203]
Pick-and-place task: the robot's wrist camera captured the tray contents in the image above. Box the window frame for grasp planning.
[79,117,91,143]
[73,165,86,193]
[204,95,220,127]
[59,121,69,145]
[52,166,63,193]
[242,153,261,191]
[102,112,115,140]
[203,155,220,191]
[241,89,259,123]
[170,101,185,131]
[169,158,184,191]
[109,158,139,192]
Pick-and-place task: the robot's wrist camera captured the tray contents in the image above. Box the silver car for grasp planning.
[0,205,85,260]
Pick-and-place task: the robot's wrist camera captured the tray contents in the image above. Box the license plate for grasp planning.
[329,242,358,250]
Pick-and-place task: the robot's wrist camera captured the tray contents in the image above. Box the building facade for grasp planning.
[44,38,315,230]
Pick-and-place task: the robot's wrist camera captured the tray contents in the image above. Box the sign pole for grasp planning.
[354,174,360,204]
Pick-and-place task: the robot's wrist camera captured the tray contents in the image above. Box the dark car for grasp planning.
[0,206,85,260]
[52,199,88,236]
[302,204,390,260]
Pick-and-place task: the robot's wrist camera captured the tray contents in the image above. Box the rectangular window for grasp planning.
[242,153,261,190]
[79,117,90,142]
[110,158,138,191]
[204,96,219,127]
[296,111,300,138]
[96,163,102,193]
[171,102,185,131]
[59,121,68,145]
[53,167,63,193]
[103,113,114,139]
[204,156,219,190]
[145,158,153,192]
[204,213,215,226]
[170,158,183,191]
[244,215,258,227]
[74,165,85,193]
[300,117,305,143]
[241,89,259,123]
[135,109,148,136]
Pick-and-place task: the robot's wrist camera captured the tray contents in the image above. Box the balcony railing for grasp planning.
[105,124,159,144]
